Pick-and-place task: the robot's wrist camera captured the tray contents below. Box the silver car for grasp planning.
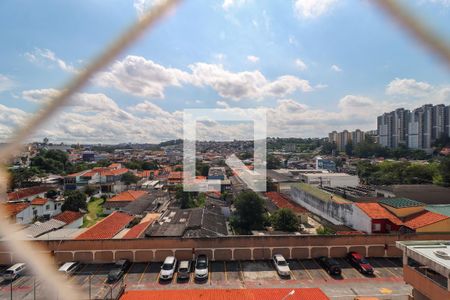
[177,260,191,281]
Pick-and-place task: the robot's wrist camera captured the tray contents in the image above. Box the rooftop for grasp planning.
[120,288,330,300]
[355,203,403,225]
[2,202,30,217]
[266,192,307,214]
[75,211,133,240]
[377,184,450,205]
[296,183,349,204]
[7,186,51,201]
[108,190,148,202]
[378,197,424,209]
[122,221,152,239]
[31,197,48,206]
[426,205,450,217]
[397,240,450,277]
[52,210,83,224]
[403,211,449,229]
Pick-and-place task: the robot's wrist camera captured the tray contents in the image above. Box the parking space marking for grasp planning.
[69,264,87,283]
[138,262,150,284]
[336,258,364,279]
[370,258,398,278]
[311,259,330,280]
[289,270,296,280]
[224,262,227,281]
[238,261,244,281]
[123,262,134,282]
[297,260,313,280]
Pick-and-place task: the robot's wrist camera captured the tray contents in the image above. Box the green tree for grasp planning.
[84,185,98,196]
[122,172,139,186]
[437,157,450,187]
[345,141,353,156]
[270,208,299,232]
[62,191,87,212]
[45,189,58,199]
[320,141,337,155]
[267,154,282,169]
[8,167,40,189]
[232,191,266,233]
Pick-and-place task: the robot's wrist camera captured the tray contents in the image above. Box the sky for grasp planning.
[0,0,449,144]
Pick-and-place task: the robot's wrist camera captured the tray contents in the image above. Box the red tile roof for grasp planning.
[168,171,183,180]
[403,211,449,229]
[356,203,449,230]
[31,197,48,206]
[52,211,83,225]
[120,288,329,300]
[109,163,122,169]
[108,190,147,202]
[75,212,133,240]
[355,203,403,226]
[122,221,152,239]
[2,202,30,217]
[7,186,51,201]
[266,192,308,214]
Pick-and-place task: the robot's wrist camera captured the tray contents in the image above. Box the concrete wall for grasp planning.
[290,186,354,225]
[1,232,449,265]
[352,205,372,234]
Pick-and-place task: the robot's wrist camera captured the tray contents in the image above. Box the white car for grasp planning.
[159,256,177,280]
[273,254,290,277]
[58,262,80,276]
[194,255,209,281]
[3,263,27,281]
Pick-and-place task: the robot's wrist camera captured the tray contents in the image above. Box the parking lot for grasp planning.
[0,258,409,300]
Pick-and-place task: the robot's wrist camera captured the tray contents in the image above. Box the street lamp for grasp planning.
[281,289,295,300]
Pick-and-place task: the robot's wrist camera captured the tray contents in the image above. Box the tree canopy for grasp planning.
[231,191,266,233]
[62,190,87,212]
[270,208,299,232]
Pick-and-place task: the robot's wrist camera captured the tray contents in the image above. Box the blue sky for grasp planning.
[0,0,449,143]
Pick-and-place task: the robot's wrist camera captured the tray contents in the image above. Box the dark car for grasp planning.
[107,260,131,282]
[347,252,374,275]
[317,256,342,276]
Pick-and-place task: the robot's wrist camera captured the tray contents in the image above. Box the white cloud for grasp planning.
[21,88,60,103]
[133,0,165,17]
[421,0,450,7]
[293,0,338,19]
[94,55,312,101]
[247,55,260,63]
[331,64,342,72]
[0,74,14,93]
[386,78,433,97]
[295,58,307,71]
[222,0,248,10]
[25,48,77,74]
[385,78,450,106]
[189,63,312,100]
[94,55,191,98]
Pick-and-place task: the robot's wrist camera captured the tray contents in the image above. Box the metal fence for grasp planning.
[0,1,449,300]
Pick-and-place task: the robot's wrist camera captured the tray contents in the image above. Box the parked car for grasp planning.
[317,256,342,276]
[160,256,177,281]
[107,260,130,283]
[58,262,80,276]
[272,254,290,277]
[177,260,191,281]
[194,255,209,281]
[347,252,374,275]
[3,263,26,281]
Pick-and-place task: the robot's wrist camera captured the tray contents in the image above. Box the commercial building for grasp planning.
[377,104,450,152]
[397,240,450,299]
[299,173,359,187]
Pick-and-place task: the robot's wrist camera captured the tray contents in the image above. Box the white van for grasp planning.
[3,263,26,281]
[58,262,80,276]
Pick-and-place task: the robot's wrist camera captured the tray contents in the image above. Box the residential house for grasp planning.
[103,190,149,214]
[30,198,63,220]
[2,202,33,224]
[7,186,52,202]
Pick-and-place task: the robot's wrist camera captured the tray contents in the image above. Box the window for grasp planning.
[45,204,50,210]
[372,223,381,232]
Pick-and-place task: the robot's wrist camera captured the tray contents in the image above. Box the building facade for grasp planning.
[378,104,450,152]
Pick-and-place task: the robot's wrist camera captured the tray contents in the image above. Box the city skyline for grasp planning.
[0,0,449,144]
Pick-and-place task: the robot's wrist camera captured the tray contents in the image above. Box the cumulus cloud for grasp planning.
[0,74,14,93]
[25,48,77,74]
[247,55,260,63]
[94,55,191,98]
[94,55,312,101]
[331,64,342,72]
[295,58,307,71]
[294,0,338,19]
[385,78,450,106]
